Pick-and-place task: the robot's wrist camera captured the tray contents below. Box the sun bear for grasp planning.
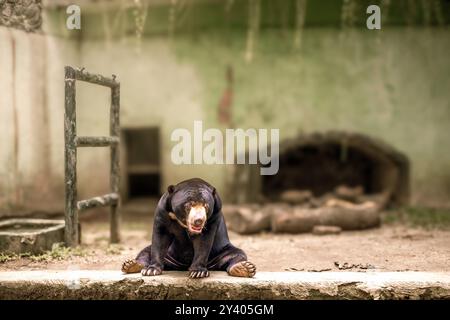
[121,178,256,278]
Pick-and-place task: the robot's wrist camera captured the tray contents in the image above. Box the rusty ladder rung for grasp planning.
[77,193,119,211]
[76,136,119,147]
[73,68,119,88]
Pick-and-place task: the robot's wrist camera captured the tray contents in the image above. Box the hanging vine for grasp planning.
[421,0,432,26]
[168,0,178,40]
[380,0,391,25]
[111,1,128,43]
[432,0,445,26]
[339,0,360,46]
[404,0,418,26]
[177,0,191,33]
[133,0,148,53]
[101,1,129,48]
[225,0,235,14]
[340,0,357,29]
[101,1,112,49]
[244,0,260,63]
[293,0,307,50]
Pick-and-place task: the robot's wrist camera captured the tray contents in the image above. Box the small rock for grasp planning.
[334,261,354,270]
[312,225,342,235]
[284,267,304,271]
[334,185,364,202]
[334,261,376,270]
[308,268,332,272]
[279,190,313,204]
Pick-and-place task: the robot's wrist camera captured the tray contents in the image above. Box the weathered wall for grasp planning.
[171,28,450,206]
[0,24,79,216]
[0,2,449,216]
[75,27,450,206]
[75,38,225,202]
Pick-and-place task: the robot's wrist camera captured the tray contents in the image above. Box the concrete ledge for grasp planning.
[0,271,449,300]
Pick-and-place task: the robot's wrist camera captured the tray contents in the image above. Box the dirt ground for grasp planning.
[1,199,449,272]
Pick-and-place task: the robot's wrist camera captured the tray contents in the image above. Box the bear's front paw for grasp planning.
[228,261,256,278]
[188,267,210,279]
[122,259,144,274]
[141,266,162,276]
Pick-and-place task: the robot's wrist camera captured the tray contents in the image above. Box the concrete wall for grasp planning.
[0,4,449,216]
[172,28,450,206]
[0,25,79,215]
[75,38,222,202]
[75,27,450,207]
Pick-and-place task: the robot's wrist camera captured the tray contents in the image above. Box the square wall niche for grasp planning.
[122,127,161,200]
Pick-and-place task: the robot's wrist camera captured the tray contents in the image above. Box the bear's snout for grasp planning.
[187,204,207,234]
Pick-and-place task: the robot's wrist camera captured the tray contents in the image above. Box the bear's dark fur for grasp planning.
[122,178,256,278]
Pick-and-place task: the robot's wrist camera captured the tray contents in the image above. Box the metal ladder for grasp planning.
[64,66,121,247]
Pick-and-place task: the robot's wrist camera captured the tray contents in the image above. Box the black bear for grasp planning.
[122,178,256,278]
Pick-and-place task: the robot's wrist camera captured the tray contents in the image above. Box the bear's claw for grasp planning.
[228,261,256,278]
[141,266,162,276]
[189,270,209,279]
[121,259,144,274]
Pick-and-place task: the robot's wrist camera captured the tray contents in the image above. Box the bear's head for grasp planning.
[165,184,221,235]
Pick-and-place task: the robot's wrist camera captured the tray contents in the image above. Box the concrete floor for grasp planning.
[1,200,450,299]
[0,270,449,299]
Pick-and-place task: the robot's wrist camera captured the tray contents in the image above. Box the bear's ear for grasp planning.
[212,187,222,213]
[164,185,175,212]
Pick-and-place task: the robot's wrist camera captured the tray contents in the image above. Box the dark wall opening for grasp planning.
[251,132,410,206]
[128,173,161,197]
[123,127,161,199]
[263,143,378,197]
